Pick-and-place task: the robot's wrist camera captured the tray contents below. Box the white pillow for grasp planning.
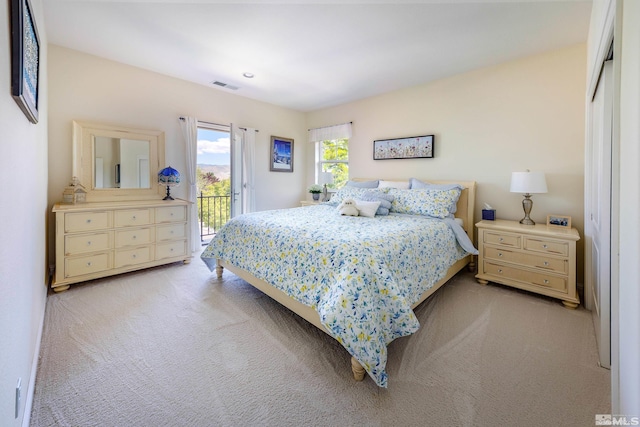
[355,200,381,218]
[378,180,410,189]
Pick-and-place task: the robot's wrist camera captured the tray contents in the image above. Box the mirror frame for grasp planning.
[73,120,165,202]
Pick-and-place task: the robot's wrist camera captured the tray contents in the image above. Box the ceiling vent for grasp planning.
[211,80,240,91]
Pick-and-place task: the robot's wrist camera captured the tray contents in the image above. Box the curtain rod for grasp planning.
[308,121,352,132]
[179,117,259,132]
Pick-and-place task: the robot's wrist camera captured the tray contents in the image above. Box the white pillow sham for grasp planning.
[378,180,410,189]
[354,200,381,218]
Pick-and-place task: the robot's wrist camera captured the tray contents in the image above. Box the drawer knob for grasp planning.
[543,244,548,249]
[498,238,504,242]
[87,241,92,246]
[543,261,549,266]
[544,279,549,284]
[86,219,92,223]
[87,262,92,266]
[133,235,137,239]
[498,269,503,274]
[498,252,503,257]
[133,254,137,258]
[170,248,174,252]
[132,216,137,220]
[170,231,174,234]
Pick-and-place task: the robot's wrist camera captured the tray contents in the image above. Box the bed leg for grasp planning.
[467,260,476,272]
[351,357,366,381]
[216,260,224,279]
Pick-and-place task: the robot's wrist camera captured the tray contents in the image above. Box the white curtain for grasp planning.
[179,116,200,252]
[242,128,257,214]
[308,122,352,143]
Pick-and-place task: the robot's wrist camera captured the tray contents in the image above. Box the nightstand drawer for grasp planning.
[484,247,567,274]
[483,231,521,248]
[524,237,569,256]
[483,261,567,292]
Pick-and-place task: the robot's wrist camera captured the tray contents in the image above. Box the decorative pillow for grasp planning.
[410,178,464,191]
[330,186,389,206]
[359,191,394,216]
[388,186,463,218]
[354,200,381,218]
[345,180,379,188]
[378,180,410,189]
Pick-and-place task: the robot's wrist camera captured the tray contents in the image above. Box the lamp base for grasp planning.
[163,185,174,201]
[519,194,535,225]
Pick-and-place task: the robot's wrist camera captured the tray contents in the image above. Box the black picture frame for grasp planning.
[270,136,294,172]
[11,0,40,124]
[373,135,434,160]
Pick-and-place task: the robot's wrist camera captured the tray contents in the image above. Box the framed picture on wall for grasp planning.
[270,136,294,172]
[10,0,40,124]
[373,135,434,160]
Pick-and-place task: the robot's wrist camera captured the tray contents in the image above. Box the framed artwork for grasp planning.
[547,214,572,228]
[373,135,434,160]
[270,136,294,172]
[10,0,40,124]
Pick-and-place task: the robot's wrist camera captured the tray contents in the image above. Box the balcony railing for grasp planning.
[197,192,231,244]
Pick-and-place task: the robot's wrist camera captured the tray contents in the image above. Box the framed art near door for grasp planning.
[270,136,294,172]
[10,0,40,124]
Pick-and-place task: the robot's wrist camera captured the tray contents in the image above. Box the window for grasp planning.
[317,138,348,189]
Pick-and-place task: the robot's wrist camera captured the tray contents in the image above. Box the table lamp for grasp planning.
[158,166,180,200]
[319,172,334,202]
[510,170,547,225]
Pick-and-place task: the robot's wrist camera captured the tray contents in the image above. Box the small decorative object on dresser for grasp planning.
[547,214,571,228]
[475,219,580,308]
[62,177,87,204]
[158,166,180,200]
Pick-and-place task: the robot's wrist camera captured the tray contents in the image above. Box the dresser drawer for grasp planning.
[524,237,569,257]
[65,253,110,278]
[115,246,153,268]
[156,223,186,241]
[115,227,154,248]
[483,231,521,249]
[155,206,186,223]
[114,209,153,227]
[484,246,567,274]
[483,261,567,292]
[65,232,111,256]
[156,240,187,260]
[65,211,110,232]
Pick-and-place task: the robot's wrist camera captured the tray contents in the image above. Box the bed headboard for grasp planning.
[352,179,477,245]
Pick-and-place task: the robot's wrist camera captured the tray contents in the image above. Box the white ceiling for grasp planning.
[42,0,592,112]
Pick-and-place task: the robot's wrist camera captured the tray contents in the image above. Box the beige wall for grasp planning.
[0,0,49,425]
[47,45,308,262]
[307,44,587,282]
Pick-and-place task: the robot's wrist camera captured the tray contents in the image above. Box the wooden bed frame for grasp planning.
[215,179,476,382]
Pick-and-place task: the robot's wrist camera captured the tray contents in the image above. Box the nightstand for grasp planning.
[475,219,580,308]
[300,200,320,207]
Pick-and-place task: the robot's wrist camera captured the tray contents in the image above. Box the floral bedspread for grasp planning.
[201,204,470,387]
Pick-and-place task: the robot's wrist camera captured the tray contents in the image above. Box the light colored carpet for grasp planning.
[31,254,610,427]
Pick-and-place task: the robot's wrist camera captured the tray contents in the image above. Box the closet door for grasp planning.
[588,60,613,369]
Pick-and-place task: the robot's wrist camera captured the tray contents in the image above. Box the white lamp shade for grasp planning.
[319,172,334,185]
[510,171,547,194]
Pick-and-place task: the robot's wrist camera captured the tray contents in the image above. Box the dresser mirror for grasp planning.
[73,121,165,202]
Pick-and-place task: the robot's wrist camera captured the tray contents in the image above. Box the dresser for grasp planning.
[475,219,580,308]
[52,199,191,292]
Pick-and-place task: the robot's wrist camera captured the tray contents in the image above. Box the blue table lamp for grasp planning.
[158,166,180,200]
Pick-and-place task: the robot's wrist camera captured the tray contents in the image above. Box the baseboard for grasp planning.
[22,303,45,427]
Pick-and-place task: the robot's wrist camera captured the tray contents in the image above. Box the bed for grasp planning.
[201,178,477,387]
